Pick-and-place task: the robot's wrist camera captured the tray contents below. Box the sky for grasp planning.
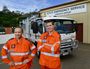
[0,0,74,13]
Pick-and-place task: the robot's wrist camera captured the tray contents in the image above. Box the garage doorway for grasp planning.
[76,23,83,42]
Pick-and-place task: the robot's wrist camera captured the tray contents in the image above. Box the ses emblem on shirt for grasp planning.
[42,39,47,43]
[11,44,15,49]
[42,36,47,43]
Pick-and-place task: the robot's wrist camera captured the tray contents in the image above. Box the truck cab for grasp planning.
[20,16,78,56]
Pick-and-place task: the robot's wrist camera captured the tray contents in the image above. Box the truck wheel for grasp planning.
[69,48,78,56]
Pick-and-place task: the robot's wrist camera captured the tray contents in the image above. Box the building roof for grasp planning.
[40,0,86,11]
[42,16,74,21]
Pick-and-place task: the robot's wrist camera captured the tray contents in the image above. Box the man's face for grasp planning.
[45,22,55,32]
[14,28,22,39]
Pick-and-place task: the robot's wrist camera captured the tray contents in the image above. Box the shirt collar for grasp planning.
[48,30,56,36]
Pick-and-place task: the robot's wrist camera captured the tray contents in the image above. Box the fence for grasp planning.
[0,34,14,44]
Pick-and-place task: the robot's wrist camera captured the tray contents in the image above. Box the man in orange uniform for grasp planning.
[37,21,62,69]
[1,27,36,69]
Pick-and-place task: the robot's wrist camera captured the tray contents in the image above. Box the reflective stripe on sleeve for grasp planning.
[38,39,42,42]
[10,52,29,56]
[14,59,29,65]
[31,45,36,50]
[44,43,52,47]
[51,41,60,52]
[3,45,8,50]
[41,52,60,57]
[51,46,54,52]
[1,55,7,59]
[31,53,35,56]
[56,41,60,44]
[53,41,60,46]
[15,62,22,65]
[43,41,60,47]
[38,41,60,51]
[38,45,44,51]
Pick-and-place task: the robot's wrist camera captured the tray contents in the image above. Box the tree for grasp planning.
[2,6,10,13]
[0,6,22,27]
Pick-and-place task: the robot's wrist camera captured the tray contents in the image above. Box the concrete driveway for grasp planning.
[0,43,90,69]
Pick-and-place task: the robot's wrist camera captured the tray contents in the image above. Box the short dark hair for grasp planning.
[44,20,54,25]
[14,27,23,33]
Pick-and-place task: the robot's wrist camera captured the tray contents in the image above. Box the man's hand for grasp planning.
[9,61,15,66]
[23,59,30,64]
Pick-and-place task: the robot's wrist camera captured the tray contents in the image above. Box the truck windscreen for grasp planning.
[52,19,75,34]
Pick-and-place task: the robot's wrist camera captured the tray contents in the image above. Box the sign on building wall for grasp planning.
[42,4,87,17]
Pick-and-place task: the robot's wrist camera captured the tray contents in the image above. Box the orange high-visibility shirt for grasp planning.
[1,37,36,67]
[37,31,61,68]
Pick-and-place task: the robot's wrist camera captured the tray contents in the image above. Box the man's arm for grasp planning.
[51,34,61,53]
[27,42,37,61]
[1,43,11,64]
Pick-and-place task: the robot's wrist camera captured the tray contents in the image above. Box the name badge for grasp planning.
[42,39,47,43]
